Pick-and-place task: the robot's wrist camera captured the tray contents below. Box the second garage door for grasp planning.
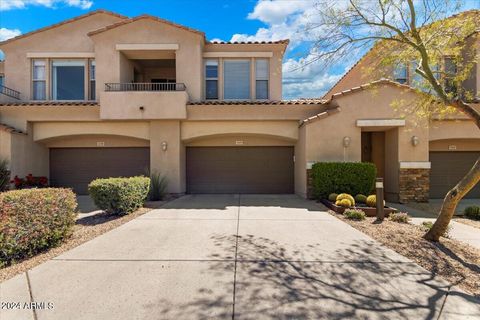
[186,146,294,194]
[50,147,150,194]
[430,151,480,198]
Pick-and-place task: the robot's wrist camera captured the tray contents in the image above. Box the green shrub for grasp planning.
[343,209,366,220]
[335,198,353,207]
[464,205,480,220]
[311,162,376,200]
[0,158,10,192]
[389,212,410,223]
[355,194,367,204]
[88,176,150,215]
[148,171,168,201]
[0,188,77,267]
[336,193,355,206]
[328,193,338,202]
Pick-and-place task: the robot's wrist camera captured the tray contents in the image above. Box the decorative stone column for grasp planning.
[398,162,430,203]
[306,169,314,199]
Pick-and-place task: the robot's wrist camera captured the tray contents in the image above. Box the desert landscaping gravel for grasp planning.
[328,210,480,298]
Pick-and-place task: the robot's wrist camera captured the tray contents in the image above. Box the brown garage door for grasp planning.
[187,146,294,194]
[50,147,150,194]
[430,151,480,198]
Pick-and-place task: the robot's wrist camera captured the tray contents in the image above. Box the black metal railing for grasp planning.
[104,82,186,92]
[0,85,21,100]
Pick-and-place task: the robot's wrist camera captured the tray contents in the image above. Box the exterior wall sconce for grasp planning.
[411,136,419,146]
[343,136,351,148]
[161,141,168,151]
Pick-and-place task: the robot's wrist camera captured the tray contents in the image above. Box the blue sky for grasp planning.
[0,0,479,99]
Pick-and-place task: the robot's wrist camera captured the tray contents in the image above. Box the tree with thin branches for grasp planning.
[306,0,479,241]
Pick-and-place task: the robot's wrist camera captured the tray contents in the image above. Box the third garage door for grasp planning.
[430,151,480,198]
[186,146,294,194]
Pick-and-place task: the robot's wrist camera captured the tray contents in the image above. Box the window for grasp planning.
[52,60,85,100]
[205,59,218,99]
[393,63,408,84]
[89,60,96,100]
[224,59,250,99]
[410,61,423,87]
[255,59,269,99]
[0,75,4,87]
[32,59,46,100]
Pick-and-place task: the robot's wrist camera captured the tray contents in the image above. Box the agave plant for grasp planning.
[144,169,168,201]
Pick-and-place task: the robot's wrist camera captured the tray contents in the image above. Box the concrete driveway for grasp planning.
[1,195,479,320]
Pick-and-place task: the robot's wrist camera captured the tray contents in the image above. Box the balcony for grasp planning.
[0,85,21,101]
[100,82,188,120]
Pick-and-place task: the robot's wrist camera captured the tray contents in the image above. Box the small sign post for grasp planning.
[376,178,385,221]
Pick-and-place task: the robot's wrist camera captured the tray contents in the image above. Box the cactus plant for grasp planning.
[335,198,352,207]
[328,193,338,201]
[355,194,367,204]
[336,193,355,206]
[464,206,480,220]
[366,195,385,208]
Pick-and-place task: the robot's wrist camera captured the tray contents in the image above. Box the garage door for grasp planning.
[186,146,294,194]
[430,151,480,198]
[50,147,150,194]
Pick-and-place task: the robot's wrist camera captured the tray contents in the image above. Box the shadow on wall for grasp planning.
[145,234,479,319]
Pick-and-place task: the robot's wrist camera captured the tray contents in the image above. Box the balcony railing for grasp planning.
[105,82,186,92]
[0,85,21,100]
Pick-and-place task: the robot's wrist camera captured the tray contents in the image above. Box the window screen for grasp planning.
[52,60,85,100]
[224,60,250,99]
[255,59,269,99]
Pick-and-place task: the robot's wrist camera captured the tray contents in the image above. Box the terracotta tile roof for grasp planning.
[0,122,25,135]
[300,107,340,126]
[88,14,205,37]
[0,10,127,46]
[0,101,99,107]
[326,78,422,102]
[188,99,326,106]
[207,40,290,45]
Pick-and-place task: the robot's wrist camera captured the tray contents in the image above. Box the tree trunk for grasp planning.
[424,156,480,241]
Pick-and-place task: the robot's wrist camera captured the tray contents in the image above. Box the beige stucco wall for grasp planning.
[181,121,298,142]
[10,124,49,178]
[429,119,480,141]
[186,135,294,147]
[43,134,149,148]
[429,138,480,151]
[0,130,12,162]
[0,13,124,99]
[294,125,307,197]
[33,122,150,141]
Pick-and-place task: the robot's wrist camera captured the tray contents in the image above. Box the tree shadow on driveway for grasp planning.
[149,233,474,320]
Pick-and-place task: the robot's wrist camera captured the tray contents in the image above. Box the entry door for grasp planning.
[186,146,294,194]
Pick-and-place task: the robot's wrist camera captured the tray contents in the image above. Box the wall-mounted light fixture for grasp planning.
[161,141,168,151]
[343,136,351,148]
[411,136,419,146]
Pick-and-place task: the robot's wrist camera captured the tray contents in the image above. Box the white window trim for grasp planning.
[255,58,270,100]
[204,59,219,100]
[32,59,47,100]
[51,59,87,101]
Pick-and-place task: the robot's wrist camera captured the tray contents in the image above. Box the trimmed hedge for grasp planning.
[88,176,150,215]
[0,188,77,267]
[311,162,376,200]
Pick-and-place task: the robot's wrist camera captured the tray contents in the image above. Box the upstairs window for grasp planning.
[205,60,218,99]
[52,60,85,100]
[0,74,4,87]
[393,63,408,84]
[89,60,96,100]
[32,59,46,100]
[255,59,269,99]
[444,57,457,94]
[224,59,250,100]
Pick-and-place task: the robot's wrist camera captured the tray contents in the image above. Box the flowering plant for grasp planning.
[11,174,48,189]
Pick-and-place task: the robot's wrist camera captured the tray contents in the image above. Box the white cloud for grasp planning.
[0,0,93,11]
[247,0,311,25]
[0,27,21,41]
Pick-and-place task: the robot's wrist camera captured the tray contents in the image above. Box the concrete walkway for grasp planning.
[390,202,480,250]
[1,195,479,320]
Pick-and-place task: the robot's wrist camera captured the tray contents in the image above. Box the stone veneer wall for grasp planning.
[398,168,430,203]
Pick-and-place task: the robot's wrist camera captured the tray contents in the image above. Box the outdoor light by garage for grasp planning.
[161,141,168,151]
[411,136,419,146]
[343,136,351,147]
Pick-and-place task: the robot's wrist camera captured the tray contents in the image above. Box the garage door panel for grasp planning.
[430,151,480,198]
[50,147,150,195]
[187,147,294,194]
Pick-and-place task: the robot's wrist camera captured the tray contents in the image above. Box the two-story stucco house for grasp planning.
[0,9,478,201]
